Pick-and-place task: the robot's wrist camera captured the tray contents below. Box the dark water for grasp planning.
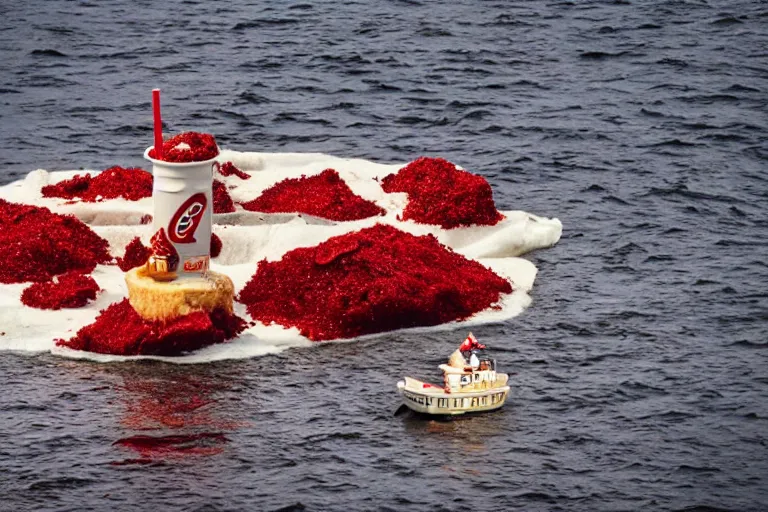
[1,0,767,510]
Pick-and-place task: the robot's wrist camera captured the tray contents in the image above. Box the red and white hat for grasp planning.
[459,332,486,352]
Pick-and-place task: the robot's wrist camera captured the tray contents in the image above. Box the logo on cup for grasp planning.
[183,256,209,272]
[169,193,207,243]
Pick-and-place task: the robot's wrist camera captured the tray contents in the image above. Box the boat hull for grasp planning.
[397,380,509,416]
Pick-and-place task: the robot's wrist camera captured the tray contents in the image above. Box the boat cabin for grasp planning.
[439,350,501,393]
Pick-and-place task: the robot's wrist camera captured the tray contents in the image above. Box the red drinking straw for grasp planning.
[152,88,164,160]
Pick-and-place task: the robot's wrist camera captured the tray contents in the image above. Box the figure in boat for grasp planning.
[396,333,510,416]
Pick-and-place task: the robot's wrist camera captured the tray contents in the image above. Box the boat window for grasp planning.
[471,397,478,407]
[481,396,487,405]
[474,373,480,382]
[438,398,447,408]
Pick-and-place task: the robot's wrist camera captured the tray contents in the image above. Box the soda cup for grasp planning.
[144,147,216,277]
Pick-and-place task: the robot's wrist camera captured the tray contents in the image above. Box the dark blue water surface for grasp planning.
[1,0,767,510]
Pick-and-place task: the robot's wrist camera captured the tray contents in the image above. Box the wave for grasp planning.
[30,49,68,58]
[232,18,301,30]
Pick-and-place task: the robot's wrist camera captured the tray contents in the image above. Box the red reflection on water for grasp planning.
[114,433,229,459]
[112,373,249,464]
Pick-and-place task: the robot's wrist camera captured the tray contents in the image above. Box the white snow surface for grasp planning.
[0,151,562,362]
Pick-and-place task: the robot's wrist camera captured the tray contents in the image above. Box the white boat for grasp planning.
[396,333,510,416]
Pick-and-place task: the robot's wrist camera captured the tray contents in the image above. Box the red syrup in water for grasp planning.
[21,272,100,310]
[213,180,235,213]
[217,161,250,180]
[240,168,385,221]
[111,375,247,464]
[113,433,229,459]
[381,157,504,229]
[237,223,512,341]
[41,166,153,202]
[148,132,219,163]
[117,375,248,431]
[56,299,248,356]
[0,199,111,284]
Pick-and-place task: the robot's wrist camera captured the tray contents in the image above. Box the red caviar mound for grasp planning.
[148,132,219,163]
[21,272,100,310]
[117,237,152,272]
[218,161,250,180]
[0,199,111,284]
[56,299,248,356]
[381,157,504,229]
[213,180,236,213]
[210,233,222,258]
[41,166,153,202]
[240,169,385,221]
[238,224,512,341]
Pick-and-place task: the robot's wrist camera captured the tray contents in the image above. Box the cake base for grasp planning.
[125,267,235,322]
